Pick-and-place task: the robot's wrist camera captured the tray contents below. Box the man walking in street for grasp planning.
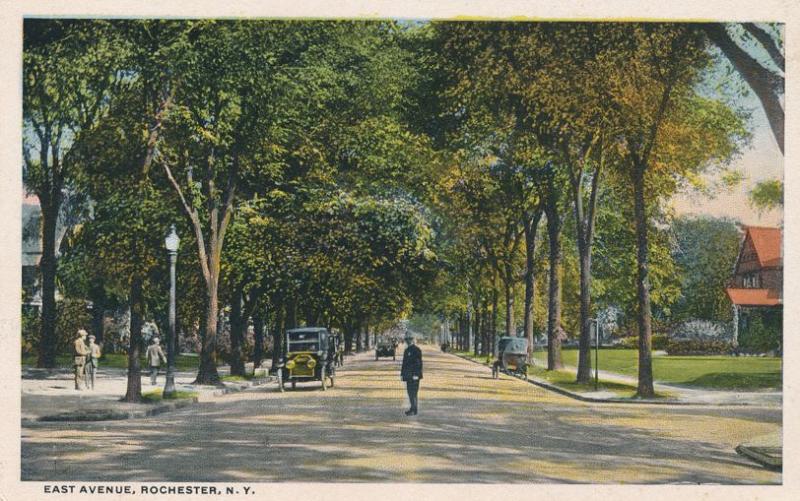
[73,329,90,390]
[400,332,423,416]
[146,337,167,385]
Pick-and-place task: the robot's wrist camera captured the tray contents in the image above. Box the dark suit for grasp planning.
[401,343,423,413]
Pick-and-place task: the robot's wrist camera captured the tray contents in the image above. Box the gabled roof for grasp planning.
[726,287,782,307]
[746,226,782,268]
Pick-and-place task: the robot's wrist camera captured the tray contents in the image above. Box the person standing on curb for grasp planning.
[146,337,167,385]
[400,332,423,416]
[85,335,102,390]
[73,329,90,390]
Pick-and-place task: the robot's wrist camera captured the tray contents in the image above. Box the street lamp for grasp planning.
[163,224,180,398]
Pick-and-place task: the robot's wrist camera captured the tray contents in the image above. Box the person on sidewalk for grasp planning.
[84,335,102,390]
[400,332,423,416]
[146,337,167,385]
[73,329,91,390]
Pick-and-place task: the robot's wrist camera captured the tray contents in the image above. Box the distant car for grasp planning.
[277,327,335,391]
[375,338,396,360]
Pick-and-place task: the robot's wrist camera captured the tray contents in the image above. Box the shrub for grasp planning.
[671,319,732,342]
[21,306,40,356]
[739,314,781,354]
[613,335,667,350]
[665,338,733,356]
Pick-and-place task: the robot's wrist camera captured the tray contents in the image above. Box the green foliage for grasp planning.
[749,179,783,213]
[665,339,733,356]
[739,311,782,354]
[54,300,92,355]
[617,335,668,350]
[21,307,41,356]
[671,216,741,323]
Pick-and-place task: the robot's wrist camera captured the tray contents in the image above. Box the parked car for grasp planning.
[492,336,529,380]
[375,337,396,360]
[277,327,335,391]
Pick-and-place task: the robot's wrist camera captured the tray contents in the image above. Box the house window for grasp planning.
[743,273,760,288]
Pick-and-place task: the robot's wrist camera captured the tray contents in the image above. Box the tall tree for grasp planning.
[23,20,122,367]
[702,23,783,153]
[609,24,748,396]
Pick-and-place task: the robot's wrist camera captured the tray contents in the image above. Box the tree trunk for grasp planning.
[36,199,59,368]
[271,305,285,372]
[574,161,602,384]
[633,165,655,397]
[123,277,144,402]
[504,266,515,337]
[491,284,499,358]
[253,312,265,368]
[575,245,594,382]
[89,280,106,346]
[545,201,564,371]
[473,300,481,357]
[702,23,784,154]
[344,320,354,355]
[195,283,221,385]
[523,209,542,361]
[229,287,246,376]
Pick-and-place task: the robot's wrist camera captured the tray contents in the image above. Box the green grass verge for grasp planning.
[530,348,782,390]
[221,374,255,382]
[22,353,200,371]
[141,388,199,402]
[453,351,640,398]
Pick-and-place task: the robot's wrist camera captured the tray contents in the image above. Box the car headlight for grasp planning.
[306,359,317,369]
[286,360,296,370]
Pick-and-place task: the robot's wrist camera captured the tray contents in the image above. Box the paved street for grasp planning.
[21,345,781,483]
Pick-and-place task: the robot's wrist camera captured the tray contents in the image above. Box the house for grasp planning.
[725,226,782,352]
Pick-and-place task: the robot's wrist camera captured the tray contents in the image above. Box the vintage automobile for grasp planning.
[375,336,396,360]
[277,327,336,391]
[491,336,529,380]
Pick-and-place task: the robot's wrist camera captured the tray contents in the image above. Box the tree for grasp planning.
[23,20,123,367]
[609,24,748,396]
[702,23,783,153]
[749,179,783,213]
[671,216,741,323]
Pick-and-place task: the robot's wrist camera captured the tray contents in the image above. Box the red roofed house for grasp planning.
[725,226,782,353]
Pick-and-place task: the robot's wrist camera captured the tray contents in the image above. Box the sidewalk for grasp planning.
[22,360,276,424]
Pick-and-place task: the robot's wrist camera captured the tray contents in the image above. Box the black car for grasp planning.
[375,337,396,360]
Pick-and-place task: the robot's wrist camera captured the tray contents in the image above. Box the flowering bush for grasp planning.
[670,319,732,342]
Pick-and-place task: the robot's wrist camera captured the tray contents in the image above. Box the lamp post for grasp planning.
[163,225,180,398]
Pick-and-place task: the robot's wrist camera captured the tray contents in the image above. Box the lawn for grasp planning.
[22,353,201,371]
[453,351,659,398]
[531,348,782,390]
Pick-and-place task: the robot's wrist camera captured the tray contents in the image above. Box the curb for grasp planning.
[735,444,782,471]
[37,398,198,422]
[211,376,275,396]
[450,352,775,407]
[31,375,278,423]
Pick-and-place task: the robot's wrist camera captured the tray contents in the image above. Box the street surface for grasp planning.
[22,345,781,483]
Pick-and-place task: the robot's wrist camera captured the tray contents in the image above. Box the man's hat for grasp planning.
[77,329,88,337]
[404,332,414,340]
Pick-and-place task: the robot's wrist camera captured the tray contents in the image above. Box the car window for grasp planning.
[289,342,318,352]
